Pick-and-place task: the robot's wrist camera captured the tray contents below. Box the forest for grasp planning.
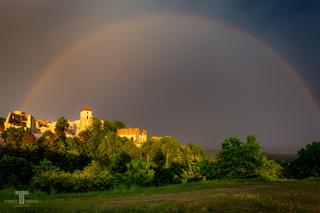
[0,117,319,193]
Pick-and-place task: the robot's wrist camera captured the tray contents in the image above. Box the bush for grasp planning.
[153,162,184,186]
[32,160,112,193]
[289,141,320,179]
[257,157,283,179]
[182,162,203,183]
[197,160,221,180]
[0,155,34,188]
[127,159,155,187]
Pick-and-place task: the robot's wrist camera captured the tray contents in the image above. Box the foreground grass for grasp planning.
[0,179,319,212]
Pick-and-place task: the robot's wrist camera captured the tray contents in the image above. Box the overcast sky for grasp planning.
[0,0,319,153]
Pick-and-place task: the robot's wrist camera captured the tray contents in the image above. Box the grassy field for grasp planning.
[0,178,319,212]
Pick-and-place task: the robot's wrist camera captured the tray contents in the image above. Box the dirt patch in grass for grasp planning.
[98,184,273,209]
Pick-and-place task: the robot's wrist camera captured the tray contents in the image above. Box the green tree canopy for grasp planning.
[291,141,320,178]
[141,139,161,165]
[111,151,132,174]
[3,127,25,149]
[21,130,37,151]
[217,135,264,178]
[153,149,166,168]
[159,136,182,168]
[103,120,125,132]
[0,155,34,187]
[40,130,58,152]
[127,159,155,186]
[55,117,69,138]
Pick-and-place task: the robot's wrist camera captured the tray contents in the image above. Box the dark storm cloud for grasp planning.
[198,0,320,105]
[23,16,319,154]
[0,0,319,153]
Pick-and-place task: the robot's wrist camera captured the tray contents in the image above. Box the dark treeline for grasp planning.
[0,117,319,193]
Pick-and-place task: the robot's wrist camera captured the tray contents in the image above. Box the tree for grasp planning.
[33,159,60,176]
[86,118,105,159]
[65,137,79,154]
[141,139,161,165]
[40,130,58,152]
[184,143,205,162]
[21,130,37,151]
[217,135,264,178]
[96,133,122,163]
[0,155,34,188]
[78,130,90,144]
[217,137,241,177]
[103,120,125,132]
[198,159,220,180]
[153,162,184,186]
[290,141,320,178]
[90,117,103,132]
[159,136,181,168]
[55,117,69,138]
[3,127,25,149]
[153,149,165,168]
[121,140,140,160]
[240,135,264,176]
[111,151,132,174]
[127,159,155,186]
[181,143,206,170]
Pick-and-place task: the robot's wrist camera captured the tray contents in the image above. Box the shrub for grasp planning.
[0,155,34,188]
[257,157,283,179]
[182,162,203,183]
[290,141,320,179]
[127,159,155,187]
[153,162,184,186]
[197,160,221,180]
[32,160,112,193]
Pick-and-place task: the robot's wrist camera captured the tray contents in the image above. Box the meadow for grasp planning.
[0,178,319,213]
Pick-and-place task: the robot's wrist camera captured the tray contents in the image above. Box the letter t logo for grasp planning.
[15,191,29,205]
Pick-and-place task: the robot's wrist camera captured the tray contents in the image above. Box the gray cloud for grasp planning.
[23,16,319,153]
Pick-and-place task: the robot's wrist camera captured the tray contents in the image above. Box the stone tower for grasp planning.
[78,106,93,134]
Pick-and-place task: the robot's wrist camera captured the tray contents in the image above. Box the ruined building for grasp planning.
[3,107,147,146]
[117,128,148,147]
[4,110,37,132]
[69,106,94,135]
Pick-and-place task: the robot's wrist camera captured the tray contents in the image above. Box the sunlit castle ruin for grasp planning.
[3,107,148,147]
[117,128,147,148]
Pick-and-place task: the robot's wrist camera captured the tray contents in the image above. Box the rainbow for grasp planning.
[22,13,320,124]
